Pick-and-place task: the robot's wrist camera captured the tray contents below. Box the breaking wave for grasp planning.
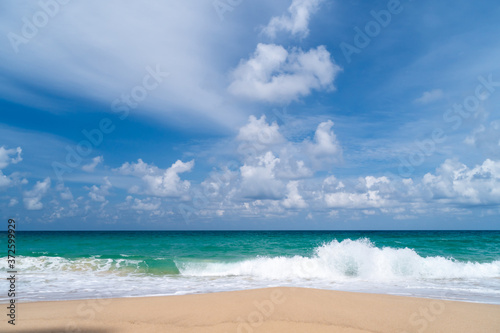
[177,238,500,281]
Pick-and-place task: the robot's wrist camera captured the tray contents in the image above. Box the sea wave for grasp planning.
[2,238,499,281]
[177,238,500,281]
[1,238,500,303]
[0,256,179,275]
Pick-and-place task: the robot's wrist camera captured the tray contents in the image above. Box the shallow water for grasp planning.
[1,230,499,304]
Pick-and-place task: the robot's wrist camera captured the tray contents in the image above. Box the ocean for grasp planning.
[1,230,499,304]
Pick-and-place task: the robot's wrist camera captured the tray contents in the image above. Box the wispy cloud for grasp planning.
[414,89,444,104]
[23,177,51,210]
[262,0,323,39]
[82,156,103,172]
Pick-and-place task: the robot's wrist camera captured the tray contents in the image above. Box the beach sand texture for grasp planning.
[2,287,500,333]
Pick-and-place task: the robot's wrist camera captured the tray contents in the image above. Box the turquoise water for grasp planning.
[1,231,499,303]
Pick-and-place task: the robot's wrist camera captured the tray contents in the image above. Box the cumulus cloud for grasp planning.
[237,115,314,178]
[262,0,323,39]
[229,43,341,103]
[274,156,313,179]
[0,146,22,169]
[282,181,307,208]
[56,183,74,201]
[305,120,343,168]
[414,89,444,104]
[200,115,341,207]
[240,152,285,199]
[23,177,51,210]
[237,115,285,152]
[127,196,162,211]
[324,190,389,209]
[87,177,112,202]
[322,175,345,191]
[422,158,500,205]
[363,176,390,189]
[201,167,239,202]
[116,159,194,197]
[115,159,152,177]
[82,156,103,172]
[188,117,341,217]
[0,146,22,188]
[321,174,396,210]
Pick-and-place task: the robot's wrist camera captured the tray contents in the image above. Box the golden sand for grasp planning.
[2,287,499,333]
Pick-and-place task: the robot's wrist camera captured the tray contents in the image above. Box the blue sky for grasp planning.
[1,0,500,230]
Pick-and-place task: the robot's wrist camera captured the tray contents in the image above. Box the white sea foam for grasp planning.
[1,239,499,304]
[0,256,143,273]
[177,238,500,281]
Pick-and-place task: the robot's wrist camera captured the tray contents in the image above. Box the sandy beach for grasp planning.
[2,287,499,333]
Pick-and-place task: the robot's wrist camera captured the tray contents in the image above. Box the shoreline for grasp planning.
[2,287,499,332]
[3,287,500,306]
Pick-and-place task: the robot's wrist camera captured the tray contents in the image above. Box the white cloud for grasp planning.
[275,157,313,179]
[0,2,250,130]
[282,181,307,208]
[262,0,323,39]
[240,151,285,199]
[464,125,486,145]
[241,199,285,217]
[56,183,74,201]
[463,121,500,158]
[116,159,153,177]
[82,156,103,172]
[322,174,395,209]
[305,120,343,168]
[394,214,417,220]
[201,167,239,201]
[143,160,194,197]
[323,175,345,191]
[237,115,285,151]
[0,146,22,169]
[324,190,388,209]
[0,146,22,188]
[238,115,313,178]
[129,197,161,211]
[23,177,51,210]
[364,176,390,189]
[422,158,500,205]
[414,89,444,104]
[0,172,10,188]
[88,177,112,202]
[8,198,18,207]
[116,159,194,197]
[198,116,342,210]
[328,210,339,218]
[229,43,341,103]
